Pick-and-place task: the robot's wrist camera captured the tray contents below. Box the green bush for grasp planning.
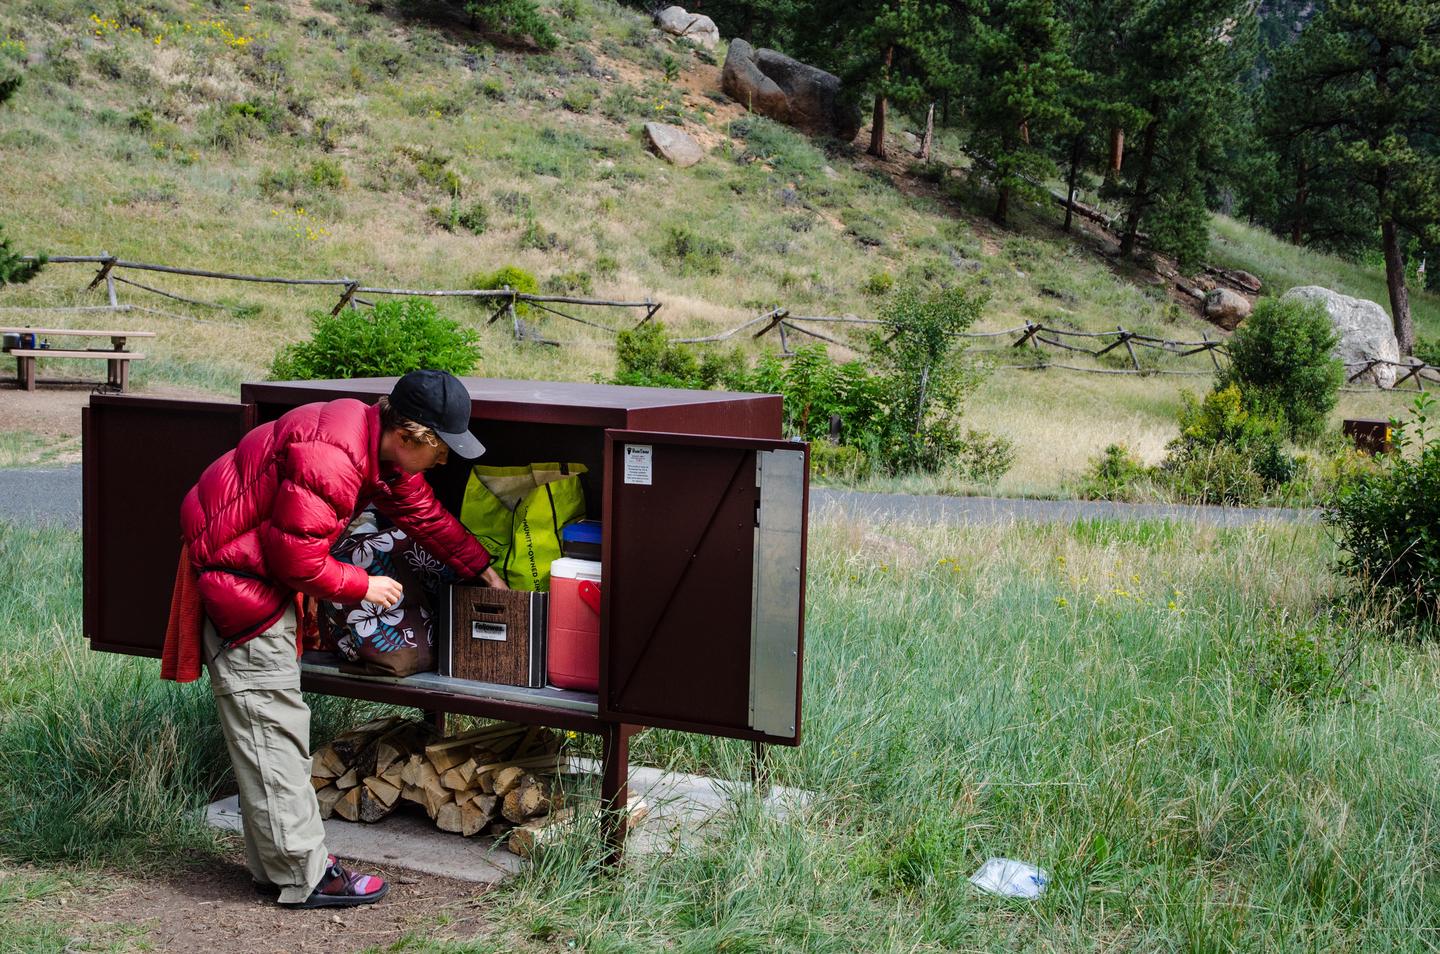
[1159,385,1297,503]
[862,271,894,296]
[1163,444,1267,506]
[658,225,734,276]
[562,80,600,113]
[1079,443,1151,501]
[869,284,988,475]
[470,264,540,317]
[457,200,489,235]
[1326,394,1440,620]
[613,323,746,391]
[466,0,558,50]
[810,443,868,481]
[728,115,826,182]
[1414,336,1440,368]
[952,428,1016,484]
[270,298,480,380]
[1218,296,1342,441]
[305,157,347,191]
[747,346,886,445]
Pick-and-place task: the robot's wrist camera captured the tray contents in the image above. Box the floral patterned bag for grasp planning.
[323,511,458,677]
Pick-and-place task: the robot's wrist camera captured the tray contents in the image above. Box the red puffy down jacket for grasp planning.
[180,398,491,644]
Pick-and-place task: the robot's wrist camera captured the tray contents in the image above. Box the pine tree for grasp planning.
[794,0,959,160]
[1111,0,1251,269]
[0,74,43,289]
[960,0,1079,225]
[1264,0,1440,354]
[1053,0,1145,232]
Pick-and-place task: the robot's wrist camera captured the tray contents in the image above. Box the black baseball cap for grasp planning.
[388,370,485,460]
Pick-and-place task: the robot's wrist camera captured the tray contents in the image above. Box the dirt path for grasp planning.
[15,851,501,953]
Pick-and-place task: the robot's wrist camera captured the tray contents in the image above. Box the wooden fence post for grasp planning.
[1202,332,1221,371]
[330,280,360,316]
[1119,326,1141,372]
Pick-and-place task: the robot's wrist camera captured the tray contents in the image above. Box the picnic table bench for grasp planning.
[2,327,154,391]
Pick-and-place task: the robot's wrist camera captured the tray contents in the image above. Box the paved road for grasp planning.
[0,465,1312,531]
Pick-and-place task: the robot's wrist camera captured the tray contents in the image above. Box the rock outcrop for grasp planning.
[1203,288,1252,330]
[655,6,720,49]
[644,122,704,167]
[722,39,860,141]
[1282,285,1400,388]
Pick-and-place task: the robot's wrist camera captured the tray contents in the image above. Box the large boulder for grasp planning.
[655,6,720,49]
[1282,285,1400,388]
[644,122,704,167]
[722,39,861,141]
[1203,287,1252,330]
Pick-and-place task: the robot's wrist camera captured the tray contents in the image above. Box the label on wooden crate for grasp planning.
[623,444,652,485]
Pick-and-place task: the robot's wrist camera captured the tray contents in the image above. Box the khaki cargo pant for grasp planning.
[204,608,329,905]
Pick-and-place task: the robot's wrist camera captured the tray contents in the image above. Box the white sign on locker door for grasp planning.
[623,444,652,485]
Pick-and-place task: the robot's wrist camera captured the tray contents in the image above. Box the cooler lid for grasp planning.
[551,557,602,581]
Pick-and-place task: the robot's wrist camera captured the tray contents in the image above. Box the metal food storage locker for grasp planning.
[82,377,810,856]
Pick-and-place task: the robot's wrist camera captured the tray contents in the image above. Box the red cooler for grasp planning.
[548,557,602,691]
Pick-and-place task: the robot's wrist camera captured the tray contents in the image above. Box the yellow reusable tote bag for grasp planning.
[459,462,587,591]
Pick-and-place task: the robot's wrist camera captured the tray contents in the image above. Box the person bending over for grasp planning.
[167,369,505,908]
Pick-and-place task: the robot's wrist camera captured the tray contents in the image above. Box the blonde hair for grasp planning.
[377,396,442,447]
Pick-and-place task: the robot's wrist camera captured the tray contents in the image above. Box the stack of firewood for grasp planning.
[310,716,564,843]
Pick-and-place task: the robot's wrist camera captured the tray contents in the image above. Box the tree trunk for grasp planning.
[1120,112,1160,258]
[1291,155,1307,245]
[1109,127,1124,171]
[993,132,1013,225]
[1063,129,1086,233]
[1382,217,1415,354]
[919,103,934,159]
[868,45,894,160]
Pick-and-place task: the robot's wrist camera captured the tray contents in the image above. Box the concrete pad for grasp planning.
[206,795,524,885]
[206,761,813,883]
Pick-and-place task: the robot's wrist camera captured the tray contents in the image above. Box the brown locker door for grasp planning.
[600,430,808,745]
[84,395,254,657]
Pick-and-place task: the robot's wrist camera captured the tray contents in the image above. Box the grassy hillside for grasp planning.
[0,0,1433,492]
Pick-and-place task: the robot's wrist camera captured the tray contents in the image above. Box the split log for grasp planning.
[501,773,551,824]
[441,758,478,791]
[334,768,359,790]
[330,715,406,765]
[312,746,348,779]
[334,786,362,822]
[492,766,526,797]
[364,776,402,809]
[435,801,464,834]
[316,786,344,819]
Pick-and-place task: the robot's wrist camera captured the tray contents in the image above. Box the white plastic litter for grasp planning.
[968,858,1049,899]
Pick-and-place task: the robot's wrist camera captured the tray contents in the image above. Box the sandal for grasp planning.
[281,858,389,909]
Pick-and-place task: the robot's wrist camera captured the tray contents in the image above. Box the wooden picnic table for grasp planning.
[1,327,155,391]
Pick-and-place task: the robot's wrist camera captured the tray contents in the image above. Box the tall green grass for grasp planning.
[470,517,1440,952]
[7,499,1440,949]
[0,521,375,869]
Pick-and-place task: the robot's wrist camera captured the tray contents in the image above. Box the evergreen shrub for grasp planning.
[270,298,479,380]
[1219,296,1341,441]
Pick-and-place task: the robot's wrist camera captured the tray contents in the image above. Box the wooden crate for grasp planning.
[443,586,547,687]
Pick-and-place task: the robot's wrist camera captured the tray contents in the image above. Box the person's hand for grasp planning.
[480,566,508,590]
[364,575,404,607]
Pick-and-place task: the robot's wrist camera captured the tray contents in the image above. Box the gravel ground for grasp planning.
[0,465,1312,531]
